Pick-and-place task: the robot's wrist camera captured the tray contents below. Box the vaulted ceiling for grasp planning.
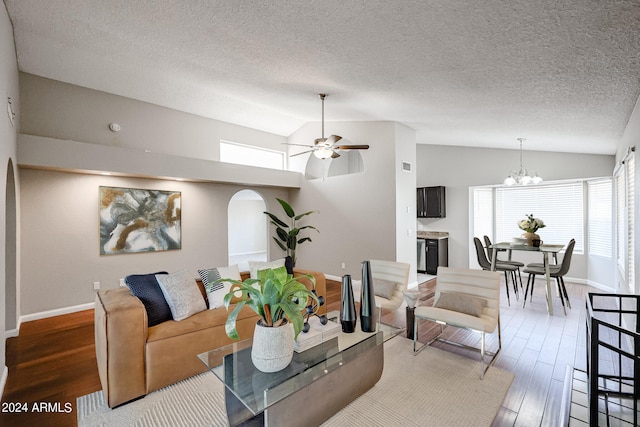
[5,0,640,154]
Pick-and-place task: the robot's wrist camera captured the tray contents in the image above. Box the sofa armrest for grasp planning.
[94,287,148,408]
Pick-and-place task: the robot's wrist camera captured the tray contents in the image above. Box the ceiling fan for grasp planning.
[288,94,369,159]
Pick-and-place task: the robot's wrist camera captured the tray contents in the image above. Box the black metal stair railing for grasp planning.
[586,293,640,426]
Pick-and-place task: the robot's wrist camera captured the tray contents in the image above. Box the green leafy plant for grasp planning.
[221,266,318,340]
[264,198,319,266]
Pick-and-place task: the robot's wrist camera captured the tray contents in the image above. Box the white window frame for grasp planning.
[219,140,286,170]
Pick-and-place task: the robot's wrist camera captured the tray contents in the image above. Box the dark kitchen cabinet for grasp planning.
[425,238,448,275]
[417,186,446,218]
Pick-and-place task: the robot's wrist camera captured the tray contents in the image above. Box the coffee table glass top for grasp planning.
[197,311,402,415]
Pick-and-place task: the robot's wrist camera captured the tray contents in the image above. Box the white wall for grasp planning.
[288,121,399,279]
[615,95,640,294]
[394,123,417,284]
[416,144,615,283]
[0,2,20,395]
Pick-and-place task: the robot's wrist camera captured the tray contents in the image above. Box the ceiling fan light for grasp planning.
[313,147,333,159]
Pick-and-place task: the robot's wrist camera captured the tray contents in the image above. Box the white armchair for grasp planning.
[413,266,501,379]
[353,260,411,321]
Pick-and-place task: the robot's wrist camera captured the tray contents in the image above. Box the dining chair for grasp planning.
[483,235,524,291]
[473,237,519,305]
[522,239,575,312]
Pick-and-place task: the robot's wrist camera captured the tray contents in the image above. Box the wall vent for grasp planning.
[401,161,412,172]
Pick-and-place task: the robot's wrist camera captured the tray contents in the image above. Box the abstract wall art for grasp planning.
[99,186,181,255]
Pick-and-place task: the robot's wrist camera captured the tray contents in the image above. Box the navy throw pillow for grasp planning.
[125,272,172,327]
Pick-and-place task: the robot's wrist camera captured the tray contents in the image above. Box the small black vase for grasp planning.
[340,275,357,333]
[360,260,377,332]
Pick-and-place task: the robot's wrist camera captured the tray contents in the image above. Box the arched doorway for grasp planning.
[227,190,268,271]
[5,159,17,333]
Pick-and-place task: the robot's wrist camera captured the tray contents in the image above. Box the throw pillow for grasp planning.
[248,259,285,279]
[434,292,487,317]
[125,272,171,327]
[156,270,207,321]
[373,278,398,299]
[198,265,241,309]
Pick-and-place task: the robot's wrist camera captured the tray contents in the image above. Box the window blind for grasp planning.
[626,154,635,291]
[495,183,584,252]
[616,172,625,272]
[472,188,494,240]
[587,179,613,258]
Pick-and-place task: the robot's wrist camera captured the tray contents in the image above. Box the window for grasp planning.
[615,150,635,292]
[473,188,494,242]
[220,141,285,170]
[588,179,613,258]
[495,182,584,253]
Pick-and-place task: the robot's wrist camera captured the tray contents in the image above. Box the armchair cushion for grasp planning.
[124,271,171,327]
[434,292,487,318]
[374,278,398,299]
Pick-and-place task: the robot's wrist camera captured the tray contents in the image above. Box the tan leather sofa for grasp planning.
[94,269,326,408]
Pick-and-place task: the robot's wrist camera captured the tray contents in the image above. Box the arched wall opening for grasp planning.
[227,189,268,271]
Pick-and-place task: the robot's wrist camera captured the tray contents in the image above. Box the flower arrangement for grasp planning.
[518,214,546,233]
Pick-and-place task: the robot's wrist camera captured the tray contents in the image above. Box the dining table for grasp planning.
[489,242,566,315]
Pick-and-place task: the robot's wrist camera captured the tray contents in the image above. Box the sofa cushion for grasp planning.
[124,272,171,327]
[248,259,285,279]
[156,270,207,321]
[198,265,241,309]
[434,292,487,317]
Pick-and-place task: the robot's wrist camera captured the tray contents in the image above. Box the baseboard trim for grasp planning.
[5,327,19,338]
[0,365,7,400]
[20,302,95,323]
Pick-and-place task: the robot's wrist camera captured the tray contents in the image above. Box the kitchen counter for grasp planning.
[417,231,449,240]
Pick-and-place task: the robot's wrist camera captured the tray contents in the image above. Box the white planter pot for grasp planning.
[251,320,294,373]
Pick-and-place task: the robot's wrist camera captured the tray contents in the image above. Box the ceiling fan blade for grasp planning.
[284,143,315,148]
[331,151,341,158]
[334,145,370,150]
[325,134,342,145]
[290,149,315,157]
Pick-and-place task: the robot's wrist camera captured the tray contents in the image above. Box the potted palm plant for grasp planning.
[221,266,318,372]
[264,198,318,268]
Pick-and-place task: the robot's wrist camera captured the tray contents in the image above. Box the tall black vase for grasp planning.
[360,260,377,332]
[340,275,357,333]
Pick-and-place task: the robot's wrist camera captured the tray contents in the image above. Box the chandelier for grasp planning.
[503,138,542,185]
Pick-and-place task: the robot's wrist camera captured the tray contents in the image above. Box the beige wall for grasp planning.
[19,73,287,160]
[19,169,288,315]
[1,2,20,393]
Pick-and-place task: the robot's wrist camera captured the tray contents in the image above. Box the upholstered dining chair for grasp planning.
[522,239,575,312]
[483,235,524,291]
[473,237,519,305]
[413,266,501,379]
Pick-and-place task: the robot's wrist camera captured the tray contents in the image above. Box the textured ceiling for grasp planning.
[4,0,640,154]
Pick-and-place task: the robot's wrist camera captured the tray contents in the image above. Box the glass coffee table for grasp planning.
[198,312,401,426]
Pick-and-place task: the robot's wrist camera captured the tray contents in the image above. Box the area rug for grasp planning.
[78,337,513,427]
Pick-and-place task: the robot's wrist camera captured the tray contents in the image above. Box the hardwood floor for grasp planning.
[1,276,596,426]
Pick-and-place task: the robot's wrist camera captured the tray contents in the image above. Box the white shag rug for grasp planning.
[78,337,513,427]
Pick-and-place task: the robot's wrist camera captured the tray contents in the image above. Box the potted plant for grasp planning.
[518,214,546,246]
[264,198,318,268]
[221,266,318,372]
